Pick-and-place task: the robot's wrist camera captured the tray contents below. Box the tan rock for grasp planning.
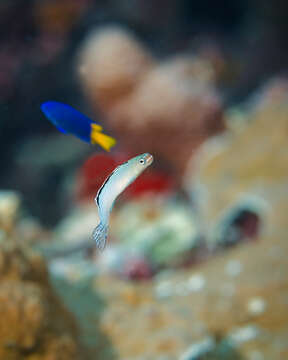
[0,191,21,237]
[0,242,81,360]
[93,231,288,359]
[184,82,288,246]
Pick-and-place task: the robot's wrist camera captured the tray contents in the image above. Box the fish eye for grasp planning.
[139,158,145,165]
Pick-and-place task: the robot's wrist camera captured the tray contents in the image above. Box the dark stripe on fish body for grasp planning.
[96,173,112,206]
[96,161,128,206]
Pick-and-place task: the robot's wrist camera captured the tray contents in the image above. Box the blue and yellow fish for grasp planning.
[40,101,116,151]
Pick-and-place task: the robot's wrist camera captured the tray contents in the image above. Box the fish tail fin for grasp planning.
[92,222,108,251]
[90,124,116,151]
[91,123,103,131]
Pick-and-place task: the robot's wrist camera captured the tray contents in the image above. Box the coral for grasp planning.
[78,27,225,179]
[53,204,98,245]
[184,78,288,247]
[0,241,81,359]
[0,190,47,246]
[0,191,21,237]
[45,196,198,278]
[49,79,288,359]
[110,197,199,268]
[92,228,288,359]
[79,27,154,110]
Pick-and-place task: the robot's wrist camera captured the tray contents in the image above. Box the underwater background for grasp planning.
[1,0,288,359]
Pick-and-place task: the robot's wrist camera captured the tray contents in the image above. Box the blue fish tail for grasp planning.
[92,222,108,250]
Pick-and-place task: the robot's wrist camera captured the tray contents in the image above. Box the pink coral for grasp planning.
[78,27,224,179]
[78,27,154,110]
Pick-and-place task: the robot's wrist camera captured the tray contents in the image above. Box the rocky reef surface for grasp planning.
[184,78,288,248]
[46,78,288,359]
[0,191,83,360]
[60,226,286,360]
[2,3,288,359]
[2,27,288,360]
[0,240,83,360]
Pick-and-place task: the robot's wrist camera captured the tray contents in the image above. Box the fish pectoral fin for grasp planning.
[91,124,116,151]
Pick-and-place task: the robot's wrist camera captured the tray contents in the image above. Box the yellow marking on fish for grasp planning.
[90,123,116,151]
[91,123,103,131]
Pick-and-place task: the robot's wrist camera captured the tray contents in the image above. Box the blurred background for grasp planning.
[1,0,288,359]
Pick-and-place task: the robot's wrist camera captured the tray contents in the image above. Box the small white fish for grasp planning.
[92,153,154,250]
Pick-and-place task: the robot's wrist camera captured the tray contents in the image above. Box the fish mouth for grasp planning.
[145,153,154,165]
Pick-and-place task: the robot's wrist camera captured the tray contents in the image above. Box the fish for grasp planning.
[93,153,154,250]
[40,101,116,151]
